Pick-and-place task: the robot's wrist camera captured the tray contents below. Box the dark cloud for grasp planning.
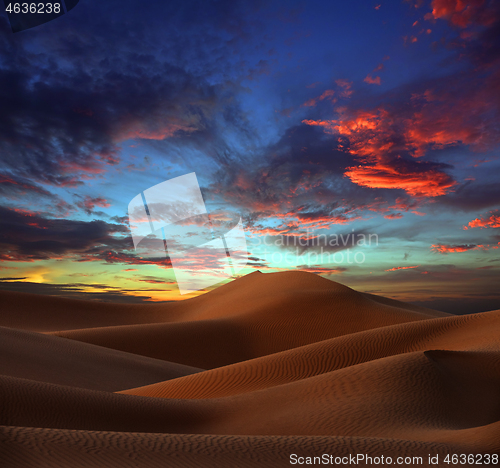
[411,296,500,315]
[0,205,130,261]
[0,172,54,199]
[295,265,348,274]
[84,250,172,269]
[440,182,500,212]
[76,196,111,215]
[206,123,379,222]
[0,0,270,187]
[0,279,166,303]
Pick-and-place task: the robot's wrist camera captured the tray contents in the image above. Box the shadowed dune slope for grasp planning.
[0,326,203,392]
[50,271,450,368]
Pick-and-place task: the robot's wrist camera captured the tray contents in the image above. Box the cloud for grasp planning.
[87,250,171,268]
[385,265,420,271]
[439,182,500,212]
[426,0,500,67]
[0,279,164,303]
[295,265,347,274]
[302,89,336,107]
[334,79,354,98]
[412,296,500,314]
[464,210,500,229]
[303,51,500,200]
[344,157,456,197]
[207,123,357,215]
[0,172,54,198]
[429,0,498,29]
[137,276,177,285]
[384,213,403,219]
[0,0,269,188]
[431,243,478,253]
[76,196,111,215]
[0,205,129,262]
[364,74,381,85]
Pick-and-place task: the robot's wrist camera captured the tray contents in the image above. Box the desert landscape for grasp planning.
[0,270,499,467]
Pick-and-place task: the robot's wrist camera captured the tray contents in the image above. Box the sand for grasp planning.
[0,271,498,467]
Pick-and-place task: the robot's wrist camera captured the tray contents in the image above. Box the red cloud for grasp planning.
[403,35,418,45]
[303,109,458,196]
[303,62,500,198]
[385,265,420,271]
[335,79,354,98]
[296,266,347,274]
[384,213,404,219]
[429,0,497,28]
[464,211,500,229]
[302,89,336,107]
[431,243,477,253]
[115,118,198,142]
[344,159,456,197]
[78,196,111,214]
[0,174,49,195]
[364,75,381,85]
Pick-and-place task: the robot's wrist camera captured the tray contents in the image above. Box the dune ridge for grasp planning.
[0,271,498,467]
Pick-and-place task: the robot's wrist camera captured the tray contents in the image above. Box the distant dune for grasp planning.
[0,271,498,467]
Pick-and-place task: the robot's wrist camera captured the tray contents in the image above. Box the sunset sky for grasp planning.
[1,0,499,313]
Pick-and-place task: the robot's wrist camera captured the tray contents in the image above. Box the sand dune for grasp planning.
[0,326,202,392]
[0,271,498,467]
[50,271,450,368]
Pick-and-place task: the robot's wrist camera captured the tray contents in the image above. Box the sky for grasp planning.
[0,0,499,313]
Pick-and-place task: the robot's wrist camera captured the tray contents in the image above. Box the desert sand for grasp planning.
[0,270,498,467]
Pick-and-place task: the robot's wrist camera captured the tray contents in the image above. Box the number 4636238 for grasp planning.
[6,3,61,14]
